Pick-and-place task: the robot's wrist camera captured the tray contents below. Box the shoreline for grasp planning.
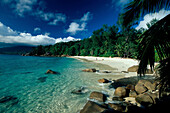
[69,56,140,79]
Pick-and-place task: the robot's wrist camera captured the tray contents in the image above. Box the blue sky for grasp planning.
[0,0,169,46]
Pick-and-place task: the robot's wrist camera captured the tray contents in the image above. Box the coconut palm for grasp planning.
[120,0,170,96]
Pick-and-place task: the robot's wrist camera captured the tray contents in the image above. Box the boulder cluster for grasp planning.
[80,79,161,113]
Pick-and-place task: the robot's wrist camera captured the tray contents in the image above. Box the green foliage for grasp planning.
[30,24,141,58]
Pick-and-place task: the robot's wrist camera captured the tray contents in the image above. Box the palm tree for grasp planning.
[120,0,170,97]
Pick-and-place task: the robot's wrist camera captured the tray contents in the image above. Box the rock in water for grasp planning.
[46,69,58,74]
[98,78,109,83]
[82,68,96,72]
[89,91,107,102]
[80,101,107,113]
[114,87,127,98]
[71,87,88,94]
[37,77,47,83]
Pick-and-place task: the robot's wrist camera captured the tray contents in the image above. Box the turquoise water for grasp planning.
[0,55,109,113]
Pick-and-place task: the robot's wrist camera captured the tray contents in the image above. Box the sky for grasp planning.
[0,0,169,46]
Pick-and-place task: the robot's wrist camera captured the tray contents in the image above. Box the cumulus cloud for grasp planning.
[136,9,170,30]
[0,33,56,45]
[0,22,80,46]
[66,12,92,35]
[0,0,66,25]
[66,22,87,35]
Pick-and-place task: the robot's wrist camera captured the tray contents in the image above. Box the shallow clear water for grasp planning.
[0,55,114,113]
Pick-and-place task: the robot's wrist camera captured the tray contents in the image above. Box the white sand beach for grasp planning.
[71,56,140,78]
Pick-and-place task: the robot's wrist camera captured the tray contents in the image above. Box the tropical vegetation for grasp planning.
[30,24,142,58]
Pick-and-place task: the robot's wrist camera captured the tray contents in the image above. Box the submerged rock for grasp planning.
[0,96,19,107]
[37,77,47,83]
[0,96,17,103]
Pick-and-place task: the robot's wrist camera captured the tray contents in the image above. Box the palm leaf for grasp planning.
[121,0,170,27]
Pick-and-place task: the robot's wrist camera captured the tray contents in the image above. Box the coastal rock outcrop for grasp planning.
[112,79,159,109]
[82,68,96,72]
[89,91,107,102]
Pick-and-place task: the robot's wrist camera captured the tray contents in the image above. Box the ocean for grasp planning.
[0,55,114,113]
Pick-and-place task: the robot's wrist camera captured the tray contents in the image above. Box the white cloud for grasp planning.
[0,22,80,46]
[80,12,92,22]
[0,22,18,36]
[136,9,170,30]
[0,33,56,45]
[66,22,87,35]
[47,13,66,25]
[55,36,81,43]
[14,0,37,17]
[66,12,92,35]
[34,27,41,34]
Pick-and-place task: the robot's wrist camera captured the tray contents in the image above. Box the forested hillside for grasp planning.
[30,24,143,58]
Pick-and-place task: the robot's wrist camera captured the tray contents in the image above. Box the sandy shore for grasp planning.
[70,56,140,78]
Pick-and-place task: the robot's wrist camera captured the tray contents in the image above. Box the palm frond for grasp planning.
[138,14,170,76]
[121,0,170,27]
